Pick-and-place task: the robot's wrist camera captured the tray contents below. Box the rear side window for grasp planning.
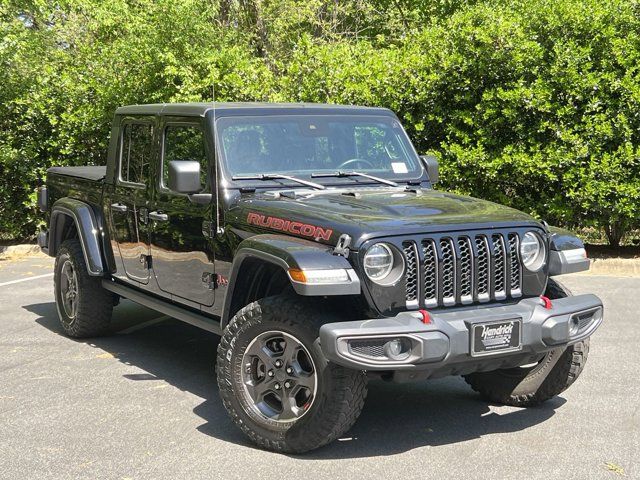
[119,123,153,185]
[163,125,207,189]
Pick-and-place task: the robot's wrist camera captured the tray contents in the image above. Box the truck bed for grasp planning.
[46,166,107,209]
[47,166,107,181]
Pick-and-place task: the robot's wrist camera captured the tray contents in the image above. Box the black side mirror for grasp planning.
[420,155,439,184]
[168,160,202,194]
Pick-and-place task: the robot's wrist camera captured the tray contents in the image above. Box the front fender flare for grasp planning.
[547,226,590,275]
[221,234,360,325]
[50,198,105,276]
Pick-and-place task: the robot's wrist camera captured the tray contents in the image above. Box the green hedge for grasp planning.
[1,0,639,245]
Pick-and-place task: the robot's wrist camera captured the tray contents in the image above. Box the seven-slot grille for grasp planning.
[402,231,523,308]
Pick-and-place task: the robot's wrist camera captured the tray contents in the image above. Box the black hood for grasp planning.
[227,187,543,247]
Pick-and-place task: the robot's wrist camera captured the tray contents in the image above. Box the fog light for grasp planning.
[384,338,411,361]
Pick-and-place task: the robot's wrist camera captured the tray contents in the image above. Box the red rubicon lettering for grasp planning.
[289,222,302,234]
[246,213,333,241]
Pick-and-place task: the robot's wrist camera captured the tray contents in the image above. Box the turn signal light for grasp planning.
[287,268,351,284]
[288,269,307,282]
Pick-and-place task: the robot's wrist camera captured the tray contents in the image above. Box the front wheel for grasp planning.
[216,295,367,453]
[463,279,590,407]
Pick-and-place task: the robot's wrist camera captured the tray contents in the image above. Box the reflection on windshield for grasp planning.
[217,115,422,181]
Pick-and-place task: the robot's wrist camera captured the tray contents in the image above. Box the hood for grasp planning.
[227,187,543,247]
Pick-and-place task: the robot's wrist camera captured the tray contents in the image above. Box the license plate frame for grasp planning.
[470,318,523,357]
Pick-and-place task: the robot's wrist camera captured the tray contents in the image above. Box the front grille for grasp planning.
[402,231,523,308]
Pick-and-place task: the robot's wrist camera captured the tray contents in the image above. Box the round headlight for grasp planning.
[520,231,546,271]
[363,243,394,280]
[363,243,404,285]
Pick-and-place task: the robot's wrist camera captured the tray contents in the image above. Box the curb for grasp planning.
[0,244,47,260]
[581,257,640,277]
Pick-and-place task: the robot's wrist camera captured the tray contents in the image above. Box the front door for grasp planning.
[148,118,215,306]
[106,119,154,284]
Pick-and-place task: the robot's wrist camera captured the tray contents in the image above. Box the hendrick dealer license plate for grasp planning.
[471,318,522,356]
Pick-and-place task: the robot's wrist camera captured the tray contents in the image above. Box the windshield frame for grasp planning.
[211,112,427,189]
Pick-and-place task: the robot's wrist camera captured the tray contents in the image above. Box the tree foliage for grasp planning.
[1,0,639,245]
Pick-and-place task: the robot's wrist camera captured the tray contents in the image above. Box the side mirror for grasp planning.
[168,160,202,194]
[420,155,439,184]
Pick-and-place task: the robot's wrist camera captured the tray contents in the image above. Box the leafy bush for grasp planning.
[1,0,638,245]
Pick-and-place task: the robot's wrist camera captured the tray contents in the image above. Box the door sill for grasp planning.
[102,279,222,335]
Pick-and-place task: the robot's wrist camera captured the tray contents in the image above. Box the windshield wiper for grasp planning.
[311,171,399,187]
[231,173,326,190]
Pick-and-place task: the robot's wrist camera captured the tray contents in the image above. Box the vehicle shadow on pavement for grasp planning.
[26,301,565,459]
[301,380,565,459]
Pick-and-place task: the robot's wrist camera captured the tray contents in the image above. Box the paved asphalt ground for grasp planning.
[0,256,638,480]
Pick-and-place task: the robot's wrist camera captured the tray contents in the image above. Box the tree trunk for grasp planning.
[604,221,626,249]
[239,0,270,59]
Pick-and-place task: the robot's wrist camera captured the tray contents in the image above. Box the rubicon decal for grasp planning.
[247,212,333,241]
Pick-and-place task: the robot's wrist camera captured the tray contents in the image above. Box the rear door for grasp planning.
[148,117,215,306]
[106,118,154,284]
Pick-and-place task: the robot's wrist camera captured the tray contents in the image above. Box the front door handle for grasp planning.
[148,211,169,222]
[111,203,128,213]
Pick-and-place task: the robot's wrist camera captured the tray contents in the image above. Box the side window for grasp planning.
[163,125,207,190]
[120,122,153,185]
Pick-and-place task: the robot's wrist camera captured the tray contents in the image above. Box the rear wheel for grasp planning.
[216,295,368,453]
[54,239,114,338]
[463,279,590,407]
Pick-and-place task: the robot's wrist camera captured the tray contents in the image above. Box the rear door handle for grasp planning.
[148,211,169,222]
[110,203,128,213]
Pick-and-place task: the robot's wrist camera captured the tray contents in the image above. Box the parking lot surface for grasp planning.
[0,256,637,479]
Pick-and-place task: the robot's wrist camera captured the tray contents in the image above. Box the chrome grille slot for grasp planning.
[422,240,438,308]
[440,238,456,306]
[403,241,418,307]
[458,237,473,304]
[492,234,507,300]
[475,235,490,302]
[508,233,522,297]
[399,230,525,309]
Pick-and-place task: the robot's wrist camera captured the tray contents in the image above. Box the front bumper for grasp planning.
[319,294,603,382]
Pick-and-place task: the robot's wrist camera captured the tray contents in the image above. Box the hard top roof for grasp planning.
[115,102,393,118]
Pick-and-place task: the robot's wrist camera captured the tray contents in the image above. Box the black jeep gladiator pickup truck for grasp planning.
[38,102,603,453]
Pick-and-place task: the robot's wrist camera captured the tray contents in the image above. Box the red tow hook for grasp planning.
[419,309,432,324]
[540,295,553,309]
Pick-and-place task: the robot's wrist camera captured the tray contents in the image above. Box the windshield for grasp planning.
[216,115,423,184]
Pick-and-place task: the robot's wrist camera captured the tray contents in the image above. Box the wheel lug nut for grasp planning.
[267,370,274,377]
[275,360,283,368]
[274,383,281,390]
[286,367,293,374]
[284,381,291,389]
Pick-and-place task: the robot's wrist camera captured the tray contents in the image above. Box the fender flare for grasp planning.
[547,226,590,275]
[221,234,360,325]
[49,198,105,276]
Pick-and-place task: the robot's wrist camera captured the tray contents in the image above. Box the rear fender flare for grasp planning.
[50,198,105,276]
